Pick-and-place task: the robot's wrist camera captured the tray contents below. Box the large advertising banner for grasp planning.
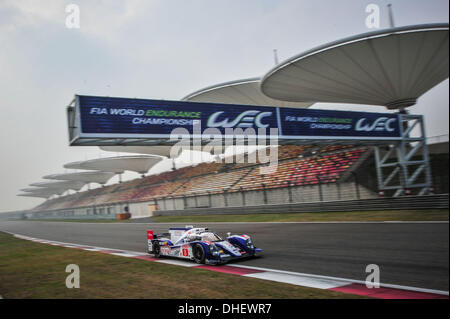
[69,95,401,144]
[78,95,278,136]
[279,108,400,139]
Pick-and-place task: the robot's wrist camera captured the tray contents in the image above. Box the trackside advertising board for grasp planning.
[68,95,401,145]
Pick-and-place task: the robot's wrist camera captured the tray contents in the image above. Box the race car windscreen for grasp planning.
[201,233,222,242]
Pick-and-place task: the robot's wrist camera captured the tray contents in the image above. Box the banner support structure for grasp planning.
[374,114,432,197]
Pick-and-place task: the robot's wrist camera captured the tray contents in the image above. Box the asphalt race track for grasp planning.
[0,221,448,291]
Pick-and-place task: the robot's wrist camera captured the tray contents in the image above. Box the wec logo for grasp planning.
[207,110,272,128]
[355,117,397,132]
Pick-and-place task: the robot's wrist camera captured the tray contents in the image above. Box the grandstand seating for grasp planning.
[176,161,225,179]
[318,144,355,153]
[33,145,368,211]
[172,168,251,196]
[277,145,311,159]
[230,149,365,191]
[132,180,187,201]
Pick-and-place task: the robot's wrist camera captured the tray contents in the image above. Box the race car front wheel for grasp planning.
[193,244,205,264]
[153,241,161,258]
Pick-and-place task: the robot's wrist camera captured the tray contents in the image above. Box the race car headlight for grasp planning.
[209,245,220,256]
[246,238,254,249]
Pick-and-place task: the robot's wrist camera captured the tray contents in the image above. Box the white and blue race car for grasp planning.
[147,226,262,265]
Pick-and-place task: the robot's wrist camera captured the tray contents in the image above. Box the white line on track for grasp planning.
[155,259,198,267]
[110,252,140,258]
[2,230,147,257]
[245,272,350,290]
[232,264,449,296]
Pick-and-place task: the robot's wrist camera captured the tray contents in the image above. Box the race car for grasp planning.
[147,225,262,265]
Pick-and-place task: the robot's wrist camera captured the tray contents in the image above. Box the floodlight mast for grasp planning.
[387,4,395,28]
[273,49,279,65]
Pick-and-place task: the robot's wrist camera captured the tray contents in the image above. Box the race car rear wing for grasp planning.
[147,230,170,240]
[147,230,172,252]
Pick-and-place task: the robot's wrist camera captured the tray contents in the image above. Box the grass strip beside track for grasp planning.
[0,232,362,299]
[151,209,449,223]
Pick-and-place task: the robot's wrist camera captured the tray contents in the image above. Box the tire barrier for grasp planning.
[116,213,131,220]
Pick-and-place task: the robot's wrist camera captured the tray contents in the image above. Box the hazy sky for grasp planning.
[0,0,448,212]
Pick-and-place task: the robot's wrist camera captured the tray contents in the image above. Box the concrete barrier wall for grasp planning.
[28,202,131,220]
[154,194,449,216]
[26,182,418,220]
[211,193,225,207]
[147,182,376,213]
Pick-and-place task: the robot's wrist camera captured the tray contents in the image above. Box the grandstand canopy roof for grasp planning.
[43,171,115,185]
[183,77,313,108]
[17,193,52,198]
[20,188,49,193]
[29,180,86,191]
[99,146,174,158]
[20,187,64,196]
[99,144,224,157]
[261,23,449,109]
[63,155,162,174]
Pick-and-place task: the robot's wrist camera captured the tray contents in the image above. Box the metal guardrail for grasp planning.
[153,194,449,216]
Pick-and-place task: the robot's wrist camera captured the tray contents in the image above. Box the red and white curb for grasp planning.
[7,232,449,299]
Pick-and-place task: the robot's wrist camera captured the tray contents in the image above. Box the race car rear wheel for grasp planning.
[153,241,161,258]
[193,243,205,264]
